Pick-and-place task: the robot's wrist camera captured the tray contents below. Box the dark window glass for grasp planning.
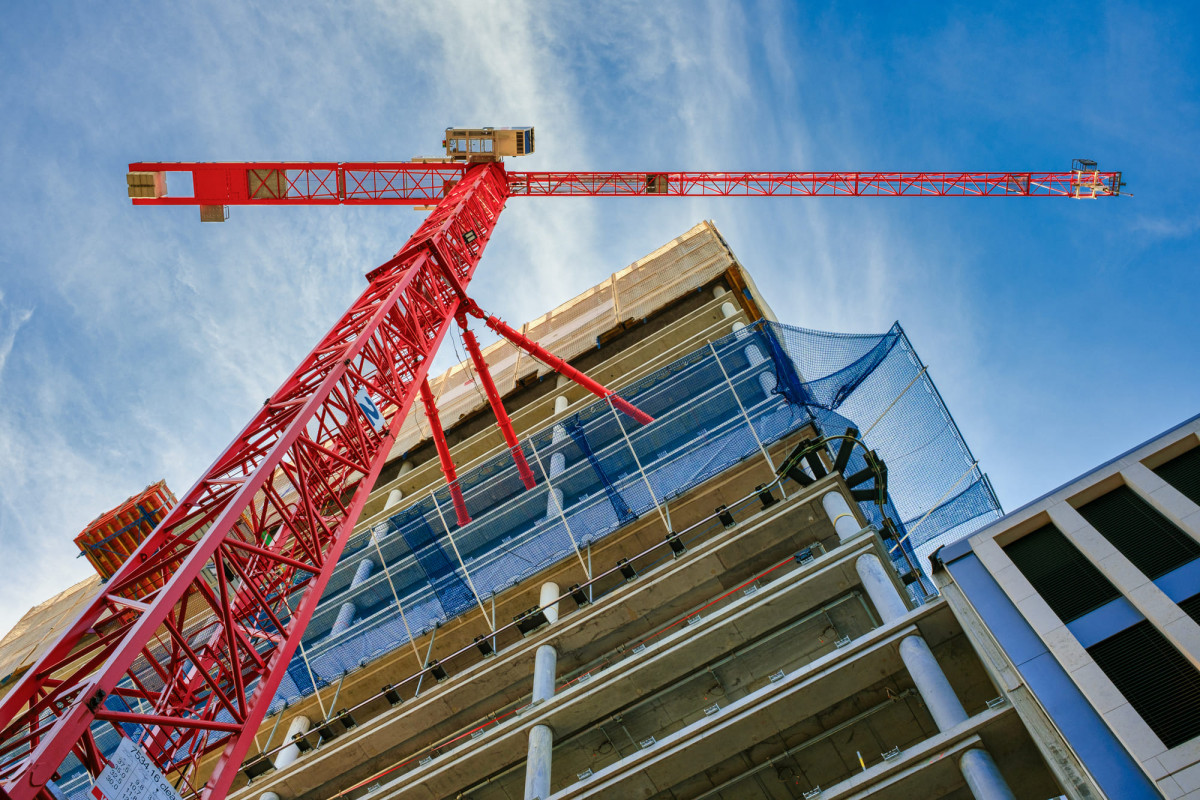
[1004,523,1121,623]
[1154,447,1200,507]
[1076,485,1200,580]
[1088,620,1200,748]
[1180,593,1200,627]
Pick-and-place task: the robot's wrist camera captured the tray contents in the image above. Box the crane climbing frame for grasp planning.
[0,130,1124,800]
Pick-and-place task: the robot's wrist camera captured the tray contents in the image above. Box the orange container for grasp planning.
[74,481,177,598]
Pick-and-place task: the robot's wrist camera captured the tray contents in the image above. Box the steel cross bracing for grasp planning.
[3,148,1124,800]
[0,163,508,800]
[127,163,1124,206]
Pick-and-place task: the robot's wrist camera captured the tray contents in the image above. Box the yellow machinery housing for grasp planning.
[443,127,534,163]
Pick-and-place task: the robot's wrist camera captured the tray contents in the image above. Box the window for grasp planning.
[1153,446,1200,506]
[1004,523,1121,623]
[1179,593,1200,627]
[1076,486,1200,580]
[1087,620,1200,748]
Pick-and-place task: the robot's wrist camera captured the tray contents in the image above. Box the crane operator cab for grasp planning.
[443,127,534,163]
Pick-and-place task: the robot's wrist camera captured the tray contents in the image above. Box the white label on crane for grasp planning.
[355,387,386,432]
[91,738,183,800]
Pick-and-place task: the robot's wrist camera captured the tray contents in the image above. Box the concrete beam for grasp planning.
[562,622,934,797]
[371,540,910,799]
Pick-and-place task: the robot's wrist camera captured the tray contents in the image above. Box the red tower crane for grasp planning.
[0,127,1124,800]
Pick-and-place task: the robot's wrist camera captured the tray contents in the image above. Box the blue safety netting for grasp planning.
[259,318,1000,711]
[51,318,1001,795]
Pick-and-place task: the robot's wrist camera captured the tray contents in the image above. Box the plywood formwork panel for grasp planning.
[0,577,102,693]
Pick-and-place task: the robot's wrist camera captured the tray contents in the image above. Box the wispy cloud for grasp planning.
[0,293,33,384]
[1130,214,1200,240]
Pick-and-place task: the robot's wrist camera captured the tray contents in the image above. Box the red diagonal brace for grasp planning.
[468,307,654,425]
[418,378,471,526]
[457,314,536,490]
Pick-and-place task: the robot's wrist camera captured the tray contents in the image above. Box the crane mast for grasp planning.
[0,128,1123,800]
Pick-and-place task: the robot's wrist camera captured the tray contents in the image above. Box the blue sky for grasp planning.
[0,1,1196,638]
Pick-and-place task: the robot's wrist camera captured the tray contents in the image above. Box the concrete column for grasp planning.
[539,582,560,626]
[898,635,968,730]
[384,488,403,509]
[712,286,728,299]
[525,582,560,799]
[531,644,557,703]
[329,558,376,637]
[525,724,554,800]
[821,490,861,542]
[330,602,356,637]
[547,450,566,512]
[547,398,570,517]
[259,793,279,800]
[848,527,1019,799]
[741,342,775,397]
[272,715,311,770]
[855,553,908,623]
[959,748,1017,800]
[720,301,737,318]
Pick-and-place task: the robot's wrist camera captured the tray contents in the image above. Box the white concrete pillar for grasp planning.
[531,644,557,704]
[898,635,968,731]
[547,399,570,517]
[272,715,311,770]
[382,462,413,511]
[720,301,737,319]
[821,490,860,541]
[330,558,376,637]
[352,557,375,585]
[959,748,1017,800]
[547,439,567,518]
[524,724,554,800]
[855,553,908,623]
[712,286,728,299]
[525,582,560,798]
[259,792,280,800]
[737,339,775,397]
[330,602,356,637]
[539,583,560,626]
[837,517,1016,796]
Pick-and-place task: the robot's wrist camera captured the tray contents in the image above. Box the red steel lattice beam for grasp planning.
[127,163,1123,207]
[0,162,509,800]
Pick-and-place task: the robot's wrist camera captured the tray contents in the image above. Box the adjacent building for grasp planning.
[934,414,1200,799]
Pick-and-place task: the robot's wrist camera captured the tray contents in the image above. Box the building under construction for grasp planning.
[7,220,1126,800]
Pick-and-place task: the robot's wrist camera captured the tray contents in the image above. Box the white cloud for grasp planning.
[0,295,33,384]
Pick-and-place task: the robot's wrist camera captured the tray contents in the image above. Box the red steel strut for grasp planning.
[457,314,537,489]
[467,306,654,425]
[418,378,471,526]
